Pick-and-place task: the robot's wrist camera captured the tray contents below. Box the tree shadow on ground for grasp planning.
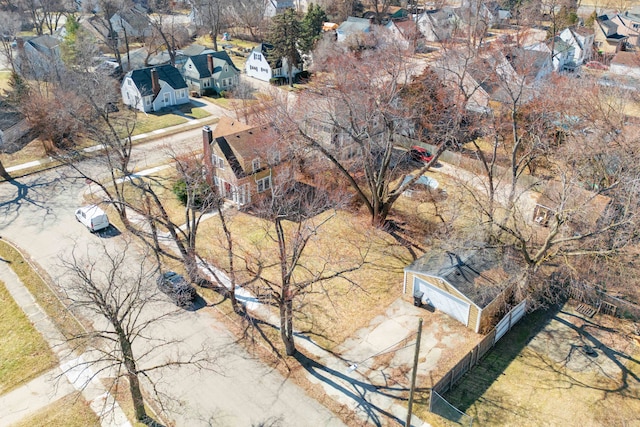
[444,305,559,411]
[294,350,426,427]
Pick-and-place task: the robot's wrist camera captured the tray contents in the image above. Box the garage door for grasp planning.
[414,278,470,326]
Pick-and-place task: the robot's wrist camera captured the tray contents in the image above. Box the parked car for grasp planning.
[409,145,434,163]
[75,205,110,232]
[157,271,196,306]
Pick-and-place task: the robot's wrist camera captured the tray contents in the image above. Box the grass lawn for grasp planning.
[442,305,640,426]
[196,208,414,350]
[131,104,211,135]
[0,279,57,395]
[0,241,87,349]
[0,70,12,94]
[0,138,48,168]
[11,393,100,427]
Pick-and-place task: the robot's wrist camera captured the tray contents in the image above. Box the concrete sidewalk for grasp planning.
[0,261,131,427]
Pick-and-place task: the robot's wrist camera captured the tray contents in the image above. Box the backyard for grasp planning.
[443,303,640,426]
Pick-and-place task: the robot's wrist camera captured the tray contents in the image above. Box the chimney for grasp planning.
[150,68,160,97]
[207,54,214,74]
[202,126,215,185]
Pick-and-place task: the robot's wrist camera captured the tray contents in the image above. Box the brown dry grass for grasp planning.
[196,208,414,350]
[11,392,100,427]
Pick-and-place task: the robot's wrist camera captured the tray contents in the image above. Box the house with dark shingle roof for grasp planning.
[20,35,63,79]
[202,118,289,207]
[594,15,628,54]
[182,51,239,96]
[121,64,189,113]
[404,247,521,333]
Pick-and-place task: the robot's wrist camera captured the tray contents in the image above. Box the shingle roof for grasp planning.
[405,247,515,308]
[126,64,187,97]
[27,35,60,51]
[337,16,371,35]
[212,117,279,179]
[188,51,238,78]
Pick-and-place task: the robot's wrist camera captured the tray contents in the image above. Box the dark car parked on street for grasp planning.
[157,271,197,306]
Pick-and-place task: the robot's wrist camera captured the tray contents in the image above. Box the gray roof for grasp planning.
[337,16,371,34]
[188,51,238,78]
[126,64,187,97]
[405,247,516,308]
[27,35,60,51]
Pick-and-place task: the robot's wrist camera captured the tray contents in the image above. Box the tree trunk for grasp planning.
[117,328,148,422]
[280,297,296,356]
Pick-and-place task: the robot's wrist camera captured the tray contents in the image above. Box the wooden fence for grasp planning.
[569,282,640,320]
[432,300,527,395]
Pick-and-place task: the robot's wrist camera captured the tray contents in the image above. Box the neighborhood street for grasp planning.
[0,138,347,426]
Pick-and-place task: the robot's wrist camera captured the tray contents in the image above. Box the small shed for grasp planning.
[403,247,518,333]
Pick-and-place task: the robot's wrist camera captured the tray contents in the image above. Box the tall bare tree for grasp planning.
[269,44,454,227]
[246,171,364,356]
[60,240,212,423]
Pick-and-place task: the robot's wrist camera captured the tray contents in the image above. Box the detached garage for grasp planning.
[403,248,519,333]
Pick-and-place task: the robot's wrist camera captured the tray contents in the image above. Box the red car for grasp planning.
[409,145,434,163]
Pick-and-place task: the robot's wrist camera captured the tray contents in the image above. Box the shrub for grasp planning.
[172,179,211,208]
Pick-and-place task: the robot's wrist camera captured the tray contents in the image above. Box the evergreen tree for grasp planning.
[300,3,327,53]
[267,8,303,87]
[61,14,80,66]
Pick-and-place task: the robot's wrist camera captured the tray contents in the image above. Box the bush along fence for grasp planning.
[569,281,640,320]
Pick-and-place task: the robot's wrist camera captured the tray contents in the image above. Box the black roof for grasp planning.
[126,64,187,97]
[405,247,516,308]
[188,51,238,78]
[215,136,244,178]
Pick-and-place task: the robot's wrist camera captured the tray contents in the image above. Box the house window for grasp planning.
[213,176,219,186]
[213,154,224,170]
[261,67,269,73]
[252,158,260,172]
[145,98,151,105]
[254,53,261,61]
[250,65,258,71]
[257,176,271,193]
[127,79,132,86]
[271,151,281,164]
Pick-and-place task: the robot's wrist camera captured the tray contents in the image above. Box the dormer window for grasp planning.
[252,158,260,172]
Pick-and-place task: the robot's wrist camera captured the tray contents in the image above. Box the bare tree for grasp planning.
[18,0,74,35]
[0,12,21,73]
[246,171,364,356]
[193,0,226,51]
[225,0,269,41]
[60,240,212,423]
[269,44,452,227]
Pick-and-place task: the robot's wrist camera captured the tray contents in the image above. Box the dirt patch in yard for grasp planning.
[444,302,640,427]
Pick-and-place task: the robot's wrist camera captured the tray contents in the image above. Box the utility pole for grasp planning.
[406,317,423,427]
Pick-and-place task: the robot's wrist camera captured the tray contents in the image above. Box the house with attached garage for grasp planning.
[245,43,301,82]
[121,64,189,113]
[182,51,239,96]
[201,118,287,207]
[403,247,521,333]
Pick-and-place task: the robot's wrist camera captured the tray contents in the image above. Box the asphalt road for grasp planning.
[0,135,346,426]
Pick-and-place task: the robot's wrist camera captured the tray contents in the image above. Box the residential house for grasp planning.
[559,26,595,66]
[531,179,611,236]
[434,47,551,113]
[609,51,640,79]
[19,35,63,79]
[403,247,520,333]
[384,19,421,51]
[454,0,499,34]
[264,0,294,17]
[610,11,640,47]
[526,37,575,72]
[416,8,457,42]
[363,6,409,23]
[594,15,628,54]
[202,118,287,207]
[121,64,189,113]
[336,16,373,43]
[109,5,152,40]
[245,43,301,82]
[182,51,239,96]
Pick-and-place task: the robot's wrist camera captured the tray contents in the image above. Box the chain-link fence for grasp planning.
[429,390,473,427]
